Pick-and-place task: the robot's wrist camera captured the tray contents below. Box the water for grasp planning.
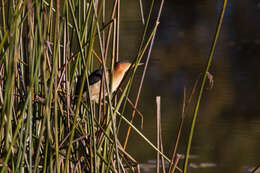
[118,0,260,172]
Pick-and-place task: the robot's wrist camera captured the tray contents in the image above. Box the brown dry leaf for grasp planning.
[206,72,214,89]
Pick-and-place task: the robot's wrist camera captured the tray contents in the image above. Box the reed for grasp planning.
[183,0,228,172]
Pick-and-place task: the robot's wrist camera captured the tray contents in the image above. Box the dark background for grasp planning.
[118,1,260,173]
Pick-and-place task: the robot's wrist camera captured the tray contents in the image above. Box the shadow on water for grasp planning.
[119,0,260,172]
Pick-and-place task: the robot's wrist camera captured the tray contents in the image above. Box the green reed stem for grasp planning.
[183,1,228,172]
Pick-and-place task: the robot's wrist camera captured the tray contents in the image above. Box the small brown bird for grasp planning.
[76,61,139,103]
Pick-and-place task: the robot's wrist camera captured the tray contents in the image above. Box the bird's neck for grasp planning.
[112,69,125,92]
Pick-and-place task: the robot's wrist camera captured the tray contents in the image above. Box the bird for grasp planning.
[75,60,140,103]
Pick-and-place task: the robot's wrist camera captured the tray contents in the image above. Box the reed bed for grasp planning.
[0,0,227,172]
[0,0,170,172]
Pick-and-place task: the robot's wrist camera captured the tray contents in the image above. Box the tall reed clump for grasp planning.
[0,0,170,172]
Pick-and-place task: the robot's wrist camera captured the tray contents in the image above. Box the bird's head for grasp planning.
[115,60,143,74]
[115,61,132,73]
[111,60,143,92]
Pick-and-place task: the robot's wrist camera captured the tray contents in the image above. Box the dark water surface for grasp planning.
[118,1,260,173]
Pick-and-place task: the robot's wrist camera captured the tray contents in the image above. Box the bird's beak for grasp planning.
[131,62,144,69]
[130,62,144,69]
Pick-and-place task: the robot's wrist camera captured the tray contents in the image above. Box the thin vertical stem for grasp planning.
[156,96,161,173]
[183,1,228,172]
[53,0,60,172]
[116,0,120,61]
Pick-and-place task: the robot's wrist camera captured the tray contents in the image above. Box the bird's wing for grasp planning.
[75,69,102,96]
[88,69,103,85]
